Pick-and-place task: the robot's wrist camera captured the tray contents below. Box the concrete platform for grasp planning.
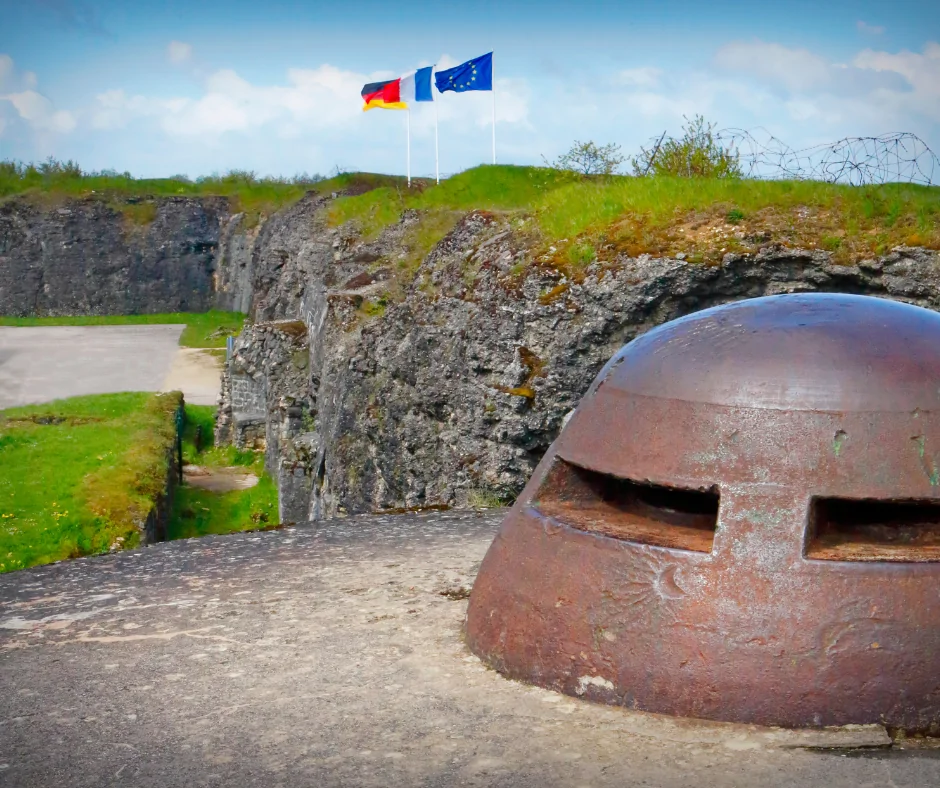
[1,511,937,787]
[0,326,219,409]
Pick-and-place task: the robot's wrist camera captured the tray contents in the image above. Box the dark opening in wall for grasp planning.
[806,497,940,562]
[534,459,719,553]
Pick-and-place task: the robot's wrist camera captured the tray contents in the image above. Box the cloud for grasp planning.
[2,91,76,133]
[857,21,885,35]
[167,41,193,65]
[714,40,834,92]
[0,54,77,134]
[92,59,530,140]
[711,38,940,131]
[854,41,940,103]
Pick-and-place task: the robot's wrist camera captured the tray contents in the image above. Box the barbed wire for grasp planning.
[714,128,938,186]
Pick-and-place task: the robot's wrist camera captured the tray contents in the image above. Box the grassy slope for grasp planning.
[168,404,278,540]
[0,311,246,348]
[329,165,940,269]
[6,162,936,264]
[0,392,181,572]
[1,164,415,228]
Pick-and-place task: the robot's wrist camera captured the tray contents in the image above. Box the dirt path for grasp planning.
[183,465,259,492]
[161,348,222,406]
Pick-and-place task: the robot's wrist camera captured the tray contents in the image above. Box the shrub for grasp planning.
[546,141,625,176]
[632,115,742,178]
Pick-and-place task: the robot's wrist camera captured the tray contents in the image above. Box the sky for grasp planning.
[1,0,938,179]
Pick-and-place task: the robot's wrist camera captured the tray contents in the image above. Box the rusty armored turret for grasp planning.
[467,293,940,731]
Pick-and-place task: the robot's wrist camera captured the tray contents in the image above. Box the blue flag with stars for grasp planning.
[435,52,493,93]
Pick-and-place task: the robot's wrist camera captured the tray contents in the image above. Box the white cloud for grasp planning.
[3,90,77,132]
[711,39,940,129]
[857,21,885,35]
[92,58,530,142]
[715,40,833,92]
[0,55,77,134]
[167,41,193,65]
[854,41,940,102]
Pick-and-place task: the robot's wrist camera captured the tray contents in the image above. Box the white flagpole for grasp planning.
[491,53,496,165]
[406,108,411,187]
[433,70,440,185]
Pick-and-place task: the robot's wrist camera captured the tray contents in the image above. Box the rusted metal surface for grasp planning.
[466,293,940,731]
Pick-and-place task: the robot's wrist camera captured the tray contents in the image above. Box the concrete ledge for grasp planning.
[0,512,935,787]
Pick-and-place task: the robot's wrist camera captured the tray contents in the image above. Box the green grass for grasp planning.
[1,160,414,228]
[0,392,181,573]
[329,165,569,231]
[0,310,245,348]
[328,165,940,270]
[168,477,279,540]
[168,404,279,540]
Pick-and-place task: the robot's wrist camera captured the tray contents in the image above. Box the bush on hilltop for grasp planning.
[632,115,743,178]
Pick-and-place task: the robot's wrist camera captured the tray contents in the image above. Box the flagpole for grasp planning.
[406,108,411,187]
[433,69,440,185]
[491,52,496,165]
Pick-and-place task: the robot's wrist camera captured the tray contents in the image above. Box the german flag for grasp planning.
[361,78,406,111]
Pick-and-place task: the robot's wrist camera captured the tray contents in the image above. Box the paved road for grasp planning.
[0,326,220,409]
[1,511,937,788]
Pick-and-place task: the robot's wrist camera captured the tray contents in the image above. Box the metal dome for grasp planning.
[467,293,940,731]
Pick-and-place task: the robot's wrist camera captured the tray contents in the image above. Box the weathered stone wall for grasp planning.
[214,213,258,314]
[216,319,315,523]
[0,196,231,316]
[219,200,940,522]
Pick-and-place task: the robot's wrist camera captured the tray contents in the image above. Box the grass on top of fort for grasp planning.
[0,159,410,228]
[4,157,938,285]
[328,165,940,269]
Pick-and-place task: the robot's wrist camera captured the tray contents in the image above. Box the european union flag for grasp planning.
[435,52,493,93]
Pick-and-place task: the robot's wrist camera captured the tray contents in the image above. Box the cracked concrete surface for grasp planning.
[1,511,938,787]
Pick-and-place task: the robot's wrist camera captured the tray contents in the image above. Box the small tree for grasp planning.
[547,140,625,176]
[632,115,742,178]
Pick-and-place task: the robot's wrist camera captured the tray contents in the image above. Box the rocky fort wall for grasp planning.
[3,189,940,523]
[0,195,250,316]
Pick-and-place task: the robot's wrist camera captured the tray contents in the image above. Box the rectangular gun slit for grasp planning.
[534,459,719,553]
[806,496,940,562]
